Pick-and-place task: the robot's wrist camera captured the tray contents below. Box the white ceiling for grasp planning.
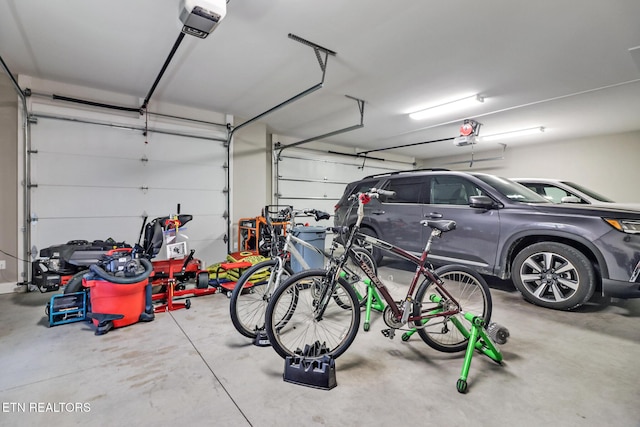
[1,0,639,160]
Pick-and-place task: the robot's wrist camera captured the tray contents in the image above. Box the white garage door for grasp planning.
[29,103,228,267]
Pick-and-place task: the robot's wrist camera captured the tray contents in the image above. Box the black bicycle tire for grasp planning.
[229,259,292,338]
[414,264,492,353]
[264,269,361,360]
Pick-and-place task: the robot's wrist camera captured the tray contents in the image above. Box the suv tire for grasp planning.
[512,242,596,310]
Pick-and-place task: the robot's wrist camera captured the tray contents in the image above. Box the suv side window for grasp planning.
[382,176,427,204]
[429,176,484,205]
[541,185,573,203]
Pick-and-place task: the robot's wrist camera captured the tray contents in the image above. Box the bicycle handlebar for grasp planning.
[297,209,330,221]
[371,188,396,197]
[348,187,397,202]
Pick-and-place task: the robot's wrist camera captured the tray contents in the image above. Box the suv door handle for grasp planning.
[426,212,443,218]
[372,210,385,215]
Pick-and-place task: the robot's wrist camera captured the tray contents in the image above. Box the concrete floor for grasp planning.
[1,260,639,427]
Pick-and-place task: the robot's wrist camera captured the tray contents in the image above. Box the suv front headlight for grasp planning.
[603,218,640,234]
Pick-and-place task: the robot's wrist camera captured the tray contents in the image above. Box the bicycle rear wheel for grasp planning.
[343,247,377,306]
[229,259,292,338]
[265,269,360,359]
[414,264,492,353]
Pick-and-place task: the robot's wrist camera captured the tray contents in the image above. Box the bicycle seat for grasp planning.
[420,219,456,232]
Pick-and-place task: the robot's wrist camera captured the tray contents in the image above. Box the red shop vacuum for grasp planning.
[83,248,155,335]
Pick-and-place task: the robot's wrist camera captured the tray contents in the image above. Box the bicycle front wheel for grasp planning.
[229,259,292,338]
[265,269,361,360]
[414,264,492,353]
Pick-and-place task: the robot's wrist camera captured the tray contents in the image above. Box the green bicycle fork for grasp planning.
[341,274,386,332]
[361,278,385,331]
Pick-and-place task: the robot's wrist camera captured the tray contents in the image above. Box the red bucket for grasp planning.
[85,278,147,328]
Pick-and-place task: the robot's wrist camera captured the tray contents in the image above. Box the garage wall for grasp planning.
[418,131,640,203]
[230,119,270,253]
[0,71,19,290]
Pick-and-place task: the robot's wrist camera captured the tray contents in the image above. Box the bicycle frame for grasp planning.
[362,230,465,319]
[336,192,463,327]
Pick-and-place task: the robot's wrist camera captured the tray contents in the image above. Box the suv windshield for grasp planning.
[476,174,550,203]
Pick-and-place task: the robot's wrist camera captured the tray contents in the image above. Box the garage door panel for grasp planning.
[278,180,344,200]
[31,152,146,188]
[31,119,147,158]
[142,162,225,189]
[139,188,226,216]
[143,133,226,162]
[31,186,146,219]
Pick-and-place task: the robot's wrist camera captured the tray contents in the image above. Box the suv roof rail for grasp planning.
[363,167,450,179]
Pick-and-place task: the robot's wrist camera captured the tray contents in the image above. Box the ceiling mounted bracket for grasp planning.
[288,33,336,75]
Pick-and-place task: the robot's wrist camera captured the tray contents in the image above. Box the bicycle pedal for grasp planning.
[381,329,396,339]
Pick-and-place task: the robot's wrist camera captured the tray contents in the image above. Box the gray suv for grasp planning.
[334,169,640,310]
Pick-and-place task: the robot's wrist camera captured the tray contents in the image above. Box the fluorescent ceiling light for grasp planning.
[409,94,484,120]
[481,126,545,142]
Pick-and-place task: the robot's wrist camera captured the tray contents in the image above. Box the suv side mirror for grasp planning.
[469,195,495,209]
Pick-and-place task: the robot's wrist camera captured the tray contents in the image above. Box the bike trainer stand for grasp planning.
[453,312,508,393]
[401,294,509,394]
[283,341,337,390]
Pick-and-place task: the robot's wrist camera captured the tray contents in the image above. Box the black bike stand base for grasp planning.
[253,329,270,347]
[283,342,337,390]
